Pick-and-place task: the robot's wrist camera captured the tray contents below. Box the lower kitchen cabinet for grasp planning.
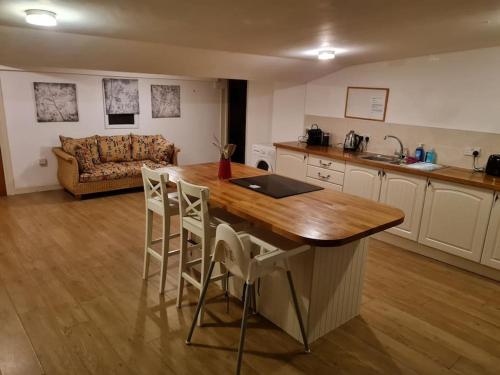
[418,179,494,262]
[343,163,381,201]
[379,171,427,241]
[276,148,307,181]
[481,192,500,270]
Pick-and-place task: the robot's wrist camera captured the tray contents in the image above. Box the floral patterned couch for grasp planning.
[52,134,180,198]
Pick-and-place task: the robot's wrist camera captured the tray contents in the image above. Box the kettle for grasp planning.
[485,154,500,177]
[344,130,363,152]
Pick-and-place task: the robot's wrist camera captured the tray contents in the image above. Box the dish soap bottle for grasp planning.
[425,148,436,163]
[415,144,425,162]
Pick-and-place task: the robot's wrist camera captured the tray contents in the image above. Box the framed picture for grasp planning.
[102,78,139,129]
[344,86,389,122]
[151,84,181,118]
[33,82,79,123]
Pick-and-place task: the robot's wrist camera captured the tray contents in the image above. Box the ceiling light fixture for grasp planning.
[25,9,57,27]
[317,49,336,60]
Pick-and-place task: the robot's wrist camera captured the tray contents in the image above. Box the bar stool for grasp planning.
[186,224,310,375]
[176,179,244,324]
[141,166,180,294]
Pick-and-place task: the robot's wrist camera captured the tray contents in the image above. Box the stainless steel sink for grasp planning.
[360,155,403,164]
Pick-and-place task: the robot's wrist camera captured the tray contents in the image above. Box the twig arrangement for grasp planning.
[213,135,236,160]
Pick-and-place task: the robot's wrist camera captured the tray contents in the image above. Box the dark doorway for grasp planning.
[227,80,247,163]
[0,147,6,196]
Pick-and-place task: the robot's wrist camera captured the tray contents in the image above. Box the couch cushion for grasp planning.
[151,138,175,164]
[79,160,168,183]
[97,135,132,162]
[74,146,95,173]
[60,135,100,164]
[130,134,161,161]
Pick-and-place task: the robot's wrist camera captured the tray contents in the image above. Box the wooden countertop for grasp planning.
[275,142,500,192]
[162,163,404,247]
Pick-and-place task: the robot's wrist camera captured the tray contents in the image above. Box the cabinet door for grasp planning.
[342,163,381,201]
[481,192,500,270]
[379,172,427,241]
[276,148,307,181]
[418,180,494,261]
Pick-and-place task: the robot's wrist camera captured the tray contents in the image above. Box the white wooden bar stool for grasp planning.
[141,166,180,294]
[186,224,310,375]
[176,179,244,324]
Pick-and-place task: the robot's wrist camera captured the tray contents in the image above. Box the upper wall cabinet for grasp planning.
[379,171,427,241]
[481,192,500,270]
[343,164,381,201]
[418,180,494,262]
[276,148,307,181]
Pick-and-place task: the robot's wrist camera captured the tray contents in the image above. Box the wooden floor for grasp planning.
[1,190,500,375]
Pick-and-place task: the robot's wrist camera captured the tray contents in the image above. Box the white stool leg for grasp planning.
[197,234,211,325]
[176,227,189,308]
[159,215,170,294]
[143,209,153,280]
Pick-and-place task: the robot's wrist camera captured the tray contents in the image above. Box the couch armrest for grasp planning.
[172,147,180,166]
[52,147,79,191]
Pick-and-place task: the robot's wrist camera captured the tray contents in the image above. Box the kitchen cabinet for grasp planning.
[343,163,381,201]
[481,192,500,270]
[418,180,494,261]
[305,176,342,192]
[379,171,427,241]
[276,148,307,181]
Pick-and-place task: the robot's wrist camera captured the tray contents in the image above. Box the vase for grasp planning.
[218,158,232,179]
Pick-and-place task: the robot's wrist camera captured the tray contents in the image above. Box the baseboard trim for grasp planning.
[373,232,500,282]
[13,184,62,195]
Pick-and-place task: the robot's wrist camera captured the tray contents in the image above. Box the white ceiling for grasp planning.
[1,0,500,81]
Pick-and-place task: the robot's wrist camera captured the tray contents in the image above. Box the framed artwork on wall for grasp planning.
[102,78,140,129]
[33,82,79,123]
[344,86,389,122]
[151,84,181,118]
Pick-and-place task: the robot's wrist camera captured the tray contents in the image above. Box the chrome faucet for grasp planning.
[384,135,405,159]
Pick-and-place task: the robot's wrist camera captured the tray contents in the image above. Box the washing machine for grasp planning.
[251,143,276,172]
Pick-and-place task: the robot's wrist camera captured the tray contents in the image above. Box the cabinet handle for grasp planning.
[427,180,432,188]
[382,171,386,178]
[317,172,331,180]
[319,160,332,167]
[303,155,307,161]
[495,192,499,202]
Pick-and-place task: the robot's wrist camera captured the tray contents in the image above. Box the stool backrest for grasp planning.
[177,179,210,227]
[213,224,250,281]
[142,166,169,204]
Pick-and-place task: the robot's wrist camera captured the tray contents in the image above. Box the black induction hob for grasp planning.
[229,174,323,199]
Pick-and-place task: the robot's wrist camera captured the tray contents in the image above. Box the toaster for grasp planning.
[485,154,500,177]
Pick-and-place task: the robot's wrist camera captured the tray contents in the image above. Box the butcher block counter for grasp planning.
[161,162,404,343]
[275,141,500,192]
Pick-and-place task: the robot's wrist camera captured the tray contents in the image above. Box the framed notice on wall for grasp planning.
[344,87,389,122]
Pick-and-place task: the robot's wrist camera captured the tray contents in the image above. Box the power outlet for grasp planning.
[39,158,48,167]
[464,147,481,156]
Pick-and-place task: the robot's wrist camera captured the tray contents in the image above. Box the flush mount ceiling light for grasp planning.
[317,49,336,60]
[25,9,57,27]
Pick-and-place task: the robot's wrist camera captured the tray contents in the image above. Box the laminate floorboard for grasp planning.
[0,190,499,374]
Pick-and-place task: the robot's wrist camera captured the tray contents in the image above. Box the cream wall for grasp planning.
[301,47,500,169]
[271,83,306,143]
[306,47,500,134]
[245,81,274,164]
[0,70,221,194]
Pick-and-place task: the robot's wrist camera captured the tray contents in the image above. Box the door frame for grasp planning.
[0,79,14,195]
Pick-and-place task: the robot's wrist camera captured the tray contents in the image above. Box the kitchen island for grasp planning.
[162,162,404,343]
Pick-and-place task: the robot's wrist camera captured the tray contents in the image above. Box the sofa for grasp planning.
[53,134,180,198]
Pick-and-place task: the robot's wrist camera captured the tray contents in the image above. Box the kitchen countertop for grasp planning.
[274,141,500,192]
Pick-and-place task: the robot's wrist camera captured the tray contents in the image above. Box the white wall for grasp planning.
[271,83,306,142]
[0,70,221,193]
[306,47,500,134]
[245,81,274,164]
